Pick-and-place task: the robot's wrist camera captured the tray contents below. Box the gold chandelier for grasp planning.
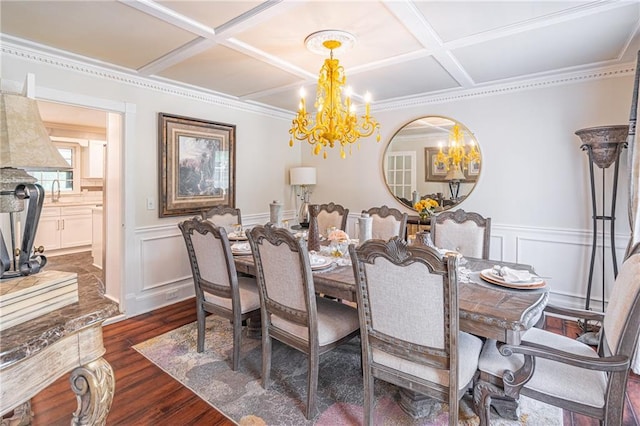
[289,31,380,159]
[435,123,480,172]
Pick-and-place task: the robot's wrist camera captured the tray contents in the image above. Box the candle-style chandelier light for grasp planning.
[435,123,481,172]
[289,30,380,159]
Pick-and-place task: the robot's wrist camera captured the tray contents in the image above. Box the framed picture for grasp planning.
[158,113,235,217]
[424,147,478,182]
[425,148,447,181]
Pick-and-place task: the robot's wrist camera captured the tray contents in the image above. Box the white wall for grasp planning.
[307,73,635,310]
[2,42,636,315]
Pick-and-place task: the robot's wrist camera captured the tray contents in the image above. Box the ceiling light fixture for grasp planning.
[436,123,480,172]
[289,30,380,159]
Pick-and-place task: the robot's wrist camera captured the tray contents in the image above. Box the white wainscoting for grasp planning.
[126,213,628,317]
[346,215,628,312]
[126,212,278,317]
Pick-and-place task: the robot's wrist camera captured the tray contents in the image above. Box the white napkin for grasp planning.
[493,266,535,283]
[309,254,327,266]
[232,242,250,251]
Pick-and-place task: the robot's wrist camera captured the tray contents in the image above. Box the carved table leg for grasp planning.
[398,388,443,419]
[70,357,115,426]
[0,401,33,426]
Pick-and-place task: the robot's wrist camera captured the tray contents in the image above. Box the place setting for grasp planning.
[230,242,252,256]
[478,265,547,289]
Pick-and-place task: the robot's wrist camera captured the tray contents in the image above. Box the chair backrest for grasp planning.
[248,224,317,341]
[178,217,240,309]
[202,205,242,228]
[430,209,491,259]
[602,253,640,359]
[316,202,349,236]
[350,238,460,396]
[362,205,408,240]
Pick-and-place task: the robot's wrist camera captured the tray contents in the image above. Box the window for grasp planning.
[27,143,80,193]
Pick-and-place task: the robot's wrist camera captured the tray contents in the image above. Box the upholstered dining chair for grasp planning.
[316,202,349,236]
[430,209,491,259]
[474,252,640,425]
[178,217,260,371]
[202,205,242,229]
[350,237,483,426]
[247,224,360,419]
[362,205,408,241]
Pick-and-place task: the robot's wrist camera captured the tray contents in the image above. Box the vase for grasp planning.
[418,212,430,223]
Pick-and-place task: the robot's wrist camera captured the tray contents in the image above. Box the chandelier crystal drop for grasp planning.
[435,123,481,172]
[289,32,380,159]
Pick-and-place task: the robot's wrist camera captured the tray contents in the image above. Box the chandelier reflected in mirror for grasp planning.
[289,30,380,159]
[435,123,481,172]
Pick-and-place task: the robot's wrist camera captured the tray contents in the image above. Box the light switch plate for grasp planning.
[146,197,155,210]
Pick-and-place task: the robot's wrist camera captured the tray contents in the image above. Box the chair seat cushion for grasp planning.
[478,327,607,408]
[271,297,359,346]
[371,331,483,391]
[204,276,260,314]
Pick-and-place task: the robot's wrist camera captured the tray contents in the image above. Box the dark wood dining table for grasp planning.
[233,254,549,345]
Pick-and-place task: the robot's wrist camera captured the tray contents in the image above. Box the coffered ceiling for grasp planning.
[2,0,640,117]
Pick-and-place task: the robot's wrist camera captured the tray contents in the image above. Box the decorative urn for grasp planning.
[575,125,628,169]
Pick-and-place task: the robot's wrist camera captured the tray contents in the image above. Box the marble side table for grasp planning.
[0,270,119,425]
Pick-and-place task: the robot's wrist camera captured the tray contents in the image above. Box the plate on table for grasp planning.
[231,243,252,256]
[309,256,332,271]
[479,269,546,289]
[228,232,248,241]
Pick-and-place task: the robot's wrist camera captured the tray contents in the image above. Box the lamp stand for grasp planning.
[0,180,47,279]
[297,187,312,228]
[448,180,461,200]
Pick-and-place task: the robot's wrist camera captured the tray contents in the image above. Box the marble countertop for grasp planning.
[0,269,119,369]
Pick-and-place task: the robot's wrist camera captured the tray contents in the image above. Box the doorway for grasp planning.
[36,98,124,309]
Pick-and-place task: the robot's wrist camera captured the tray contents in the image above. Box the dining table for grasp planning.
[232,243,549,419]
[234,252,549,345]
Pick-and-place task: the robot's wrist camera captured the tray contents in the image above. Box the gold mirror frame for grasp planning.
[382,115,482,212]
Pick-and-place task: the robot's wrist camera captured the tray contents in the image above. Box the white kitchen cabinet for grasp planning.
[35,205,93,252]
[83,140,105,178]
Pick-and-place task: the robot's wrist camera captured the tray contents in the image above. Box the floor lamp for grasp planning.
[575,125,628,343]
[290,167,316,228]
[1,88,70,279]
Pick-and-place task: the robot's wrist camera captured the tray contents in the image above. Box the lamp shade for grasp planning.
[445,164,466,181]
[290,167,316,186]
[1,93,69,170]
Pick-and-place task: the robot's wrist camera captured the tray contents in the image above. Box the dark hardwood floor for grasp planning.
[19,252,640,425]
[31,298,232,426]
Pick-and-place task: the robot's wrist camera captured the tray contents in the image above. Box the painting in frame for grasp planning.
[158,113,236,217]
[425,147,478,182]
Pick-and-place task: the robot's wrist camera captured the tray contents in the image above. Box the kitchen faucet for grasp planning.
[51,179,60,203]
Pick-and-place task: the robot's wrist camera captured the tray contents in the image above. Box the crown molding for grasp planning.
[374,62,636,112]
[2,35,635,119]
[0,36,292,121]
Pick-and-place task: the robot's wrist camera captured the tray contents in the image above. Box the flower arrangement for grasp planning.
[327,229,349,242]
[414,198,439,219]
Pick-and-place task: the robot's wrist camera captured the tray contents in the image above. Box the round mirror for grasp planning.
[383,116,481,212]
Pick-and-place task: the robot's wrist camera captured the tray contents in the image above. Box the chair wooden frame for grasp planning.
[350,238,464,426]
[178,216,259,371]
[247,223,359,419]
[362,205,408,240]
[430,208,491,259]
[316,202,349,234]
[474,253,640,425]
[202,205,242,226]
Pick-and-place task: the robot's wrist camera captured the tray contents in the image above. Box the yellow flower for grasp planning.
[414,198,439,214]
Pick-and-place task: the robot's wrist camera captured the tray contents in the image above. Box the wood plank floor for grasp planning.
[30,298,233,426]
[14,250,640,425]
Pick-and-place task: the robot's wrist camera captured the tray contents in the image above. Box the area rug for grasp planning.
[133,315,562,425]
